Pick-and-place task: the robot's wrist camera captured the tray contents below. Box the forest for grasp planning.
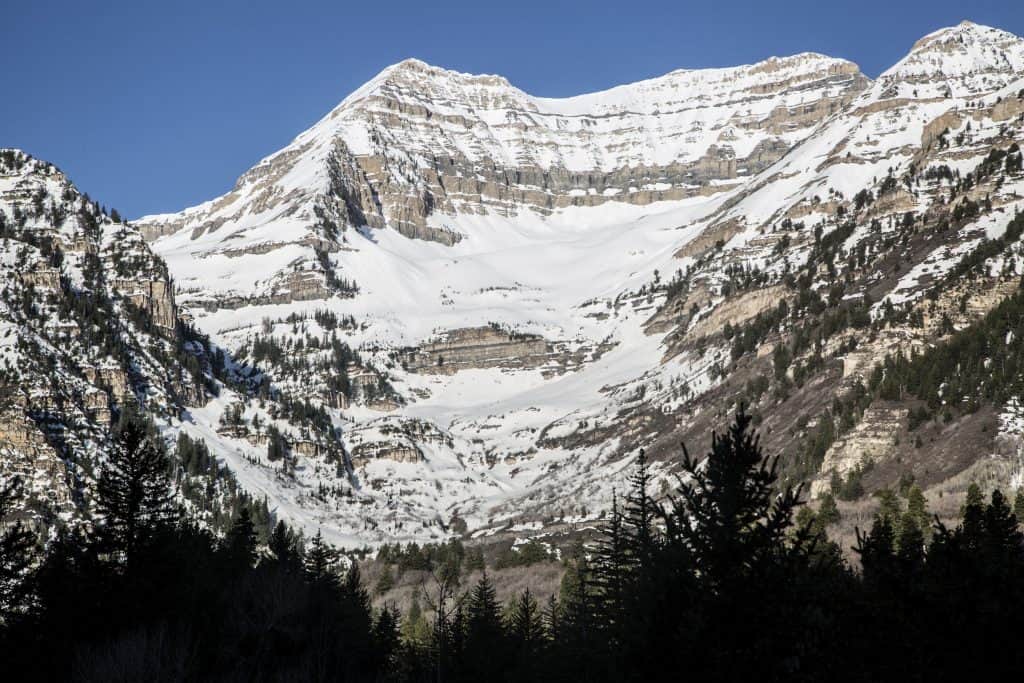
[2,409,1024,681]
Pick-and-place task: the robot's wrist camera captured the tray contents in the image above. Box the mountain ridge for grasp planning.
[4,21,1024,548]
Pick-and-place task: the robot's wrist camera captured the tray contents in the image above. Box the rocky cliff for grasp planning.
[0,149,214,527]
[5,22,1024,548]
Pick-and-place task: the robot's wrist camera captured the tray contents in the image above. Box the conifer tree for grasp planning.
[963,482,984,513]
[663,406,807,589]
[876,487,902,525]
[402,593,431,644]
[508,588,545,654]
[960,484,986,553]
[982,489,1023,566]
[895,511,925,573]
[267,519,300,569]
[1014,489,1024,524]
[0,477,34,615]
[905,484,930,538]
[465,570,503,646]
[224,505,258,570]
[856,515,897,588]
[817,492,841,526]
[304,530,337,587]
[94,417,176,570]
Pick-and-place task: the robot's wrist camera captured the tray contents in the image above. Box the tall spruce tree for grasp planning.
[0,477,34,616]
[223,505,258,570]
[663,406,808,589]
[1013,489,1024,524]
[94,417,176,570]
[464,570,506,674]
[304,529,338,588]
[267,519,300,569]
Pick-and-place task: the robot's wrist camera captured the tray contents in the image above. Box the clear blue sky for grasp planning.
[3,0,1022,218]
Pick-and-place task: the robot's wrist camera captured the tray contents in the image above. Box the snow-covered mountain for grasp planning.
[138,52,866,305]
[0,149,221,527]
[5,21,1024,548]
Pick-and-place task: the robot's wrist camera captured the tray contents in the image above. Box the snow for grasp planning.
[122,22,1024,545]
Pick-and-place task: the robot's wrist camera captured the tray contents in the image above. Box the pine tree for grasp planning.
[664,406,807,589]
[374,566,395,595]
[466,573,509,679]
[372,604,401,672]
[982,490,1023,565]
[342,561,371,615]
[905,484,930,537]
[855,515,897,588]
[0,477,35,615]
[817,492,841,526]
[94,418,176,570]
[223,505,257,570]
[267,519,300,569]
[1013,489,1024,525]
[960,484,986,554]
[962,482,984,514]
[590,491,629,638]
[508,588,545,654]
[623,449,656,562]
[895,511,925,573]
[401,593,432,644]
[304,530,337,587]
[466,570,502,644]
[876,487,902,525]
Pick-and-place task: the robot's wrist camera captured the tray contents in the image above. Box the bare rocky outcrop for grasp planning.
[811,406,907,497]
[0,411,74,512]
[402,326,551,375]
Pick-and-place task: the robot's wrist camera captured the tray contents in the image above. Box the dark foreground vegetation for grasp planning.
[3,410,1024,681]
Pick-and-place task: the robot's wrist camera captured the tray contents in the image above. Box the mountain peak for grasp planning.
[882,20,1024,86]
[908,20,1019,55]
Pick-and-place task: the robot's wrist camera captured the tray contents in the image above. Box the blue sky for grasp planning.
[3,0,1023,218]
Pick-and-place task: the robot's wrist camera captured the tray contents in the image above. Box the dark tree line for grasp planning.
[5,409,1024,680]
[0,417,396,681]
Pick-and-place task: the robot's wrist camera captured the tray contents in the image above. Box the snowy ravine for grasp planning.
[6,21,1023,549]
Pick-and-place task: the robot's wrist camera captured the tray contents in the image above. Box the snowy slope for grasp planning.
[115,22,1024,546]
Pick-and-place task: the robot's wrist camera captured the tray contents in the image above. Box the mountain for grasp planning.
[132,48,870,544]
[0,150,216,525]
[137,52,866,303]
[4,21,1024,549]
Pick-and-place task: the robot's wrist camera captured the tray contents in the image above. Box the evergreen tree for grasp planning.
[855,515,897,589]
[401,593,431,644]
[895,511,925,573]
[509,588,544,643]
[304,530,338,588]
[507,588,546,680]
[223,505,257,570]
[267,519,300,569]
[817,492,841,526]
[876,487,902,525]
[982,489,1023,566]
[960,484,986,554]
[94,418,176,570]
[905,484,930,537]
[1014,488,1024,525]
[964,482,984,511]
[663,406,808,589]
[464,571,504,663]
[0,477,34,615]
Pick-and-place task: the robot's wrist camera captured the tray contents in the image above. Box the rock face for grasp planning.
[136,53,867,308]
[0,149,212,527]
[0,411,74,515]
[403,326,550,374]
[811,407,907,497]
[8,22,1024,547]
